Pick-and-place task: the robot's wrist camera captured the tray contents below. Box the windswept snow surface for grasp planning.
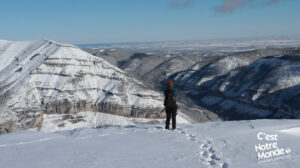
[0,120,299,168]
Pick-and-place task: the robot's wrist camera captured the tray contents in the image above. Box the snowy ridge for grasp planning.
[0,39,171,134]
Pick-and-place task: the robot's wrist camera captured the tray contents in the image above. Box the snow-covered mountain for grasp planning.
[84,47,300,120]
[83,48,221,122]
[0,39,177,134]
[1,120,299,168]
[172,48,300,119]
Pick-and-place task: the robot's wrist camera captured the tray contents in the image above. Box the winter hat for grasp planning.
[168,80,174,87]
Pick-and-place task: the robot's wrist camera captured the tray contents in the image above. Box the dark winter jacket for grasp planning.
[164,87,177,108]
[166,87,176,96]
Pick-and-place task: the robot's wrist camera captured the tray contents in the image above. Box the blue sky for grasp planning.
[0,0,299,44]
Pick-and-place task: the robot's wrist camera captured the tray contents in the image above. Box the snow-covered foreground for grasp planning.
[0,120,299,168]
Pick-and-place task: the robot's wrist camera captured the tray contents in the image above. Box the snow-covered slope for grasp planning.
[167,48,300,120]
[0,119,299,168]
[82,47,137,67]
[84,47,300,121]
[0,39,171,134]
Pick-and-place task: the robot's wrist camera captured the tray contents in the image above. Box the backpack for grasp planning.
[164,89,176,108]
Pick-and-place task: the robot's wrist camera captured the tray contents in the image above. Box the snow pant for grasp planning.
[165,106,177,130]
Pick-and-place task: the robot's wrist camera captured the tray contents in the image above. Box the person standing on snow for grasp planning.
[164,80,178,130]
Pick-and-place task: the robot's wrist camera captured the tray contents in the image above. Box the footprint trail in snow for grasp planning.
[175,128,230,168]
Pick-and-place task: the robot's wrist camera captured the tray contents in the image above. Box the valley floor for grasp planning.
[0,120,299,168]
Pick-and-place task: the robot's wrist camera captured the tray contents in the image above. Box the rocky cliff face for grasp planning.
[0,40,165,134]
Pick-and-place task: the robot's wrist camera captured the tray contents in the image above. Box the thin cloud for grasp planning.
[267,0,282,5]
[169,0,194,8]
[215,0,287,13]
[214,0,251,13]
